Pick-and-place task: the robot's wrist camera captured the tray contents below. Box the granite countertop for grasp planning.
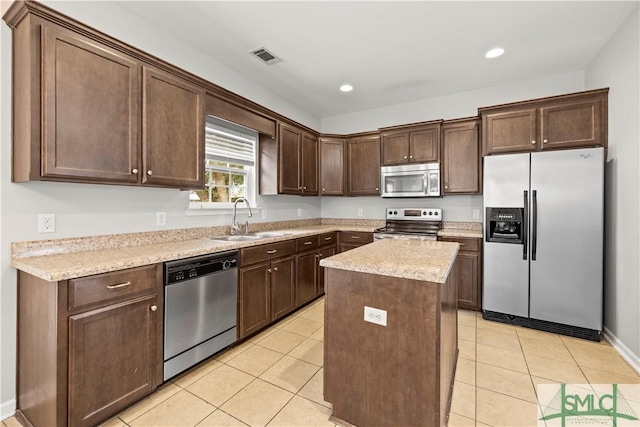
[438,221,483,239]
[11,224,378,282]
[320,239,459,284]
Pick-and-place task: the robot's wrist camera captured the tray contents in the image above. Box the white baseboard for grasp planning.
[0,398,15,422]
[604,326,640,375]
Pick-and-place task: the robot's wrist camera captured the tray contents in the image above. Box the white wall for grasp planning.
[0,1,321,417]
[585,5,640,368]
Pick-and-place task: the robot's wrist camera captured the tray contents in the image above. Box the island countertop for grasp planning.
[319,238,459,283]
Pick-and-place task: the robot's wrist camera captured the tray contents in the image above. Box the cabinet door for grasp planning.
[409,126,439,162]
[456,251,480,311]
[482,108,538,155]
[347,135,380,196]
[442,120,481,194]
[301,132,319,195]
[278,123,302,194]
[142,67,204,189]
[68,295,157,427]
[41,25,140,183]
[271,257,295,321]
[540,97,605,150]
[320,137,345,195]
[295,250,318,307]
[239,262,271,338]
[317,245,336,295]
[381,133,408,166]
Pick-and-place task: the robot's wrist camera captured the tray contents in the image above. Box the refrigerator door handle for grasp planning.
[532,189,538,261]
[523,190,528,260]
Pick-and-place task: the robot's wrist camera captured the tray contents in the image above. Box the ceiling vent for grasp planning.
[249,47,282,65]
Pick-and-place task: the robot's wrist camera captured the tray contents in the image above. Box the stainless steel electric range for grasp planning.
[373,208,443,241]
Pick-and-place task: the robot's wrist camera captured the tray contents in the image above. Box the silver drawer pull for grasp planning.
[107,281,131,289]
[459,243,466,246]
[267,249,278,254]
[324,237,332,241]
[351,236,361,239]
[150,305,157,312]
[304,241,313,245]
[273,266,279,272]
[267,268,272,273]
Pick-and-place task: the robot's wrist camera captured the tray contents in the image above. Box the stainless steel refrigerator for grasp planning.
[482,147,604,340]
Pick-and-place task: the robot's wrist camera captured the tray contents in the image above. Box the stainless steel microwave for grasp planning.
[380,163,440,197]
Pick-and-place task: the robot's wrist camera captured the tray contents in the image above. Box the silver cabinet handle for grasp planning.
[267,268,272,273]
[531,140,536,145]
[150,305,157,312]
[303,186,307,190]
[404,155,407,159]
[147,170,153,176]
[351,236,361,239]
[543,139,548,143]
[324,237,332,241]
[267,249,278,254]
[107,281,131,289]
[131,168,139,174]
[304,241,313,245]
[273,266,278,272]
[322,188,326,191]
[409,155,413,158]
[299,186,302,190]
[375,187,379,191]
[445,185,448,189]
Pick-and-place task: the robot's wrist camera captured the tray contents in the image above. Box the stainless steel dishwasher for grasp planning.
[163,250,238,381]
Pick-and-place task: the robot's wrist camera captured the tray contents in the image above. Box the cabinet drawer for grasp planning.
[440,237,480,252]
[318,232,337,247]
[338,231,374,244]
[69,265,158,311]
[241,240,295,266]
[295,236,318,252]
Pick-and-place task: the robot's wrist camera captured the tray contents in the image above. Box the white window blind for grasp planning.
[205,118,256,166]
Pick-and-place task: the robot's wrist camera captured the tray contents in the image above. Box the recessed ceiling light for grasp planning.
[485,48,505,59]
[340,84,353,92]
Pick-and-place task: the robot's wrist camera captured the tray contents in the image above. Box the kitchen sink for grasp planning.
[210,231,291,242]
[210,235,261,242]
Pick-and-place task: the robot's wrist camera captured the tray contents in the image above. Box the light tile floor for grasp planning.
[3,299,639,427]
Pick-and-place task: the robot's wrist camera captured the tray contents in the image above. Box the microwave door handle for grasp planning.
[523,190,528,260]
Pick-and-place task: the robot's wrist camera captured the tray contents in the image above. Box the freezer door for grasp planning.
[529,147,604,330]
[483,153,530,317]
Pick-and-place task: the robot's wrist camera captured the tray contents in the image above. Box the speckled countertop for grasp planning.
[11,223,378,282]
[11,219,480,282]
[320,239,459,284]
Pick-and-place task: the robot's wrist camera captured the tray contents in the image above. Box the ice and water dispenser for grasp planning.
[485,208,524,244]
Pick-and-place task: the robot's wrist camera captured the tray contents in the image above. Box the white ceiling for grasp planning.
[116,1,637,118]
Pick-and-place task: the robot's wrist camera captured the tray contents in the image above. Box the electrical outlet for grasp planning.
[38,214,56,233]
[261,210,267,219]
[473,209,480,219]
[297,208,302,217]
[357,208,363,217]
[364,306,387,326]
[156,212,166,226]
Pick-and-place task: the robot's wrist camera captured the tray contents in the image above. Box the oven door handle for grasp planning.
[523,190,528,261]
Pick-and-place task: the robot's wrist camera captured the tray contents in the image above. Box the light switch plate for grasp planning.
[156,212,166,226]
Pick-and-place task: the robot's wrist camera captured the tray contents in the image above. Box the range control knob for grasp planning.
[388,210,393,215]
[428,211,433,215]
[394,210,398,215]
[423,211,427,215]
[434,211,439,216]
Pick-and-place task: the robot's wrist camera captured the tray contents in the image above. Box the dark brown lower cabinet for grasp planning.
[439,236,482,311]
[271,257,296,320]
[16,265,162,427]
[69,295,158,426]
[337,231,373,253]
[295,249,318,306]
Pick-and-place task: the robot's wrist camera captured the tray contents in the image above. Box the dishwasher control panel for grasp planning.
[165,250,238,285]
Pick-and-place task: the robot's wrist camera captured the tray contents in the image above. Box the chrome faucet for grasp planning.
[231,197,253,235]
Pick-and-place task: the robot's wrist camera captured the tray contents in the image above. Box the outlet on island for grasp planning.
[364,306,387,326]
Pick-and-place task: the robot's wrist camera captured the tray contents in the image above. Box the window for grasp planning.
[190,117,258,209]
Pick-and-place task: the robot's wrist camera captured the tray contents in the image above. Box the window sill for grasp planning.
[185,204,262,217]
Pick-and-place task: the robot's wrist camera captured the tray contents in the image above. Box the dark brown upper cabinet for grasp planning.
[319,136,346,196]
[441,118,482,195]
[480,88,608,155]
[380,121,442,166]
[346,133,381,196]
[6,3,205,189]
[276,123,319,196]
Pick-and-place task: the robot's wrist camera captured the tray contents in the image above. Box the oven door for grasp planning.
[380,164,440,197]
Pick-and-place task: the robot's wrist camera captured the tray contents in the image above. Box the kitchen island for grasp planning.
[320,238,459,427]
